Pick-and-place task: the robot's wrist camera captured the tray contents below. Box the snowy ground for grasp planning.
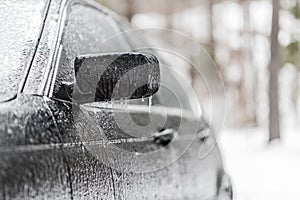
[219,127,300,200]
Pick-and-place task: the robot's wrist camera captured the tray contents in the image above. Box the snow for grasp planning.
[219,127,300,200]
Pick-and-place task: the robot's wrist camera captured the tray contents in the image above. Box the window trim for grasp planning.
[4,0,51,102]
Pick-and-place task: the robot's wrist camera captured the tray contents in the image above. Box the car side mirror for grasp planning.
[56,52,160,104]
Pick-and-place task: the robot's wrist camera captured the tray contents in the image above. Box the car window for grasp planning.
[53,3,131,96]
[53,3,197,116]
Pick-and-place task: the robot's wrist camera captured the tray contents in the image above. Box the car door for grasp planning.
[47,1,225,199]
[46,1,182,199]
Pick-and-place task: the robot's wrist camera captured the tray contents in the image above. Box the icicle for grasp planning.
[148,96,152,113]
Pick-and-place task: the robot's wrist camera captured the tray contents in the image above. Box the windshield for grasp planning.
[0,0,47,102]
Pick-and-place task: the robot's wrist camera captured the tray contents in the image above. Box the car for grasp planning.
[0,0,232,199]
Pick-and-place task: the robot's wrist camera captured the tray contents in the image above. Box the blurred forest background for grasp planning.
[94,0,300,199]
[96,0,300,141]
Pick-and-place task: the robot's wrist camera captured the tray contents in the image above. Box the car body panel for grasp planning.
[0,94,72,199]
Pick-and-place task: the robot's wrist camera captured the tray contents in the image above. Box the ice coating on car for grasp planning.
[0,0,47,102]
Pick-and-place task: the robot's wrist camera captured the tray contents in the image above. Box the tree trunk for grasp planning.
[208,0,215,60]
[242,0,257,125]
[268,0,281,142]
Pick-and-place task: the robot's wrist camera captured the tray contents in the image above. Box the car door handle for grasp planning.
[153,128,177,147]
[197,129,211,142]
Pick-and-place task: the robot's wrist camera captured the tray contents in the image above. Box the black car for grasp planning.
[0,0,232,199]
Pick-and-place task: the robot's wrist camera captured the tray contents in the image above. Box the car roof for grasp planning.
[0,0,49,102]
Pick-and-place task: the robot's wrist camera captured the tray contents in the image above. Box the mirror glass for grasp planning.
[72,52,160,104]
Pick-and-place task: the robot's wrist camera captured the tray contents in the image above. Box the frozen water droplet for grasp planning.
[148,96,152,112]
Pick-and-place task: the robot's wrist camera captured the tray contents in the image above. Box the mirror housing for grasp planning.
[56,52,160,104]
